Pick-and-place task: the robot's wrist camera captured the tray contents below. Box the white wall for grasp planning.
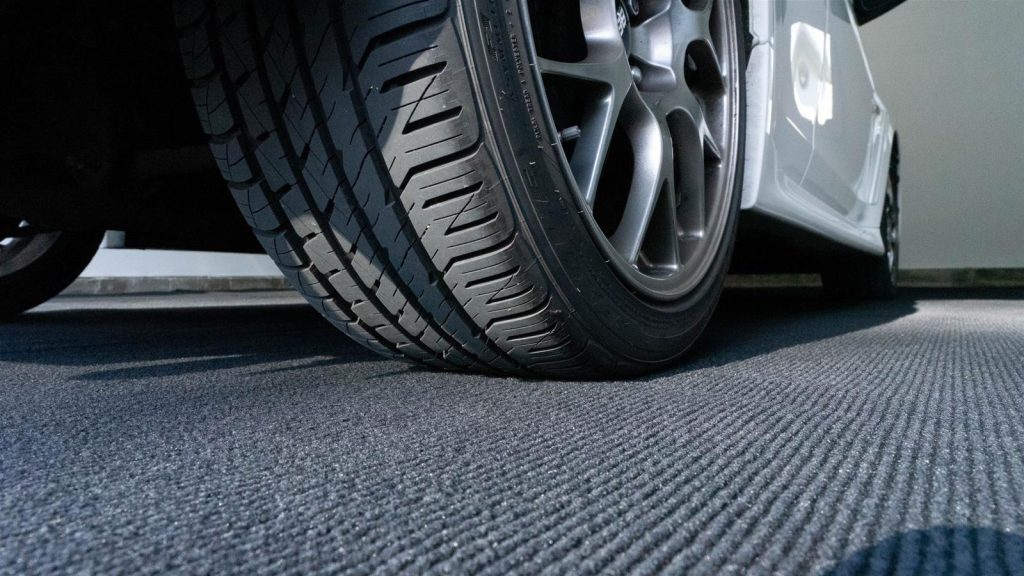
[81,233,279,279]
[858,0,1024,269]
[80,249,279,279]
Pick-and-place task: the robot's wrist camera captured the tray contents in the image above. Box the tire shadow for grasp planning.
[660,285,1024,379]
[676,286,921,372]
[4,287,1021,382]
[1,303,379,381]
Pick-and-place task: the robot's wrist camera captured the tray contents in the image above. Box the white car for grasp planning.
[0,0,903,377]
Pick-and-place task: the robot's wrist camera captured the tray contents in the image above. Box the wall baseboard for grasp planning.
[898,269,1024,288]
[65,276,291,295]
[726,269,1024,289]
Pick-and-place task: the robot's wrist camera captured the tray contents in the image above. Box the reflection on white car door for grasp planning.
[744,0,893,255]
[770,0,827,195]
[802,0,885,220]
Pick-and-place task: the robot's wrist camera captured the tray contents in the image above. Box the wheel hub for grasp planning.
[527,0,740,300]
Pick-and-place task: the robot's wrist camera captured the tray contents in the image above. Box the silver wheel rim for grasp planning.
[0,220,61,277]
[524,0,741,300]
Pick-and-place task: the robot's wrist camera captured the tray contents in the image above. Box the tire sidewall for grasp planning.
[460,0,747,366]
[0,230,103,318]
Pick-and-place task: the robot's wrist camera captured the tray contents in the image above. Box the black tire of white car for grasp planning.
[177,0,748,378]
[822,157,899,301]
[0,227,104,319]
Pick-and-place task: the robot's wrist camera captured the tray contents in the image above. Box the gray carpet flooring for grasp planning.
[2,288,1023,574]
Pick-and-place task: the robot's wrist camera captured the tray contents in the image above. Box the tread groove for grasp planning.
[283,0,514,373]
[403,106,463,135]
[177,0,629,377]
[224,0,455,367]
[380,62,447,94]
[330,1,540,374]
[192,2,411,363]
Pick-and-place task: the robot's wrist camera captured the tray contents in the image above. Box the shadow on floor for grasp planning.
[681,287,920,372]
[3,287,1020,381]
[2,304,380,381]
[826,526,1024,575]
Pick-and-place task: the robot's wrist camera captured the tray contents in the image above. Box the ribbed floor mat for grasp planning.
[2,289,1023,574]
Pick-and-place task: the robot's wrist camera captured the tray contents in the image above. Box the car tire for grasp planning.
[822,155,900,301]
[177,0,747,377]
[0,222,104,319]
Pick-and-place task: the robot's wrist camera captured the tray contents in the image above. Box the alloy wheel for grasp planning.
[0,218,61,277]
[524,0,741,300]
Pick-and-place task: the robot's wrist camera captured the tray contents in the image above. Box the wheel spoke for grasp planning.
[643,116,682,270]
[681,0,716,47]
[702,123,722,163]
[527,0,738,298]
[662,190,682,269]
[579,0,628,58]
[657,78,705,131]
[535,0,635,207]
[629,2,677,92]
[536,56,624,86]
[611,95,667,264]
[539,56,633,206]
[574,101,620,206]
[682,0,726,91]
[537,58,634,205]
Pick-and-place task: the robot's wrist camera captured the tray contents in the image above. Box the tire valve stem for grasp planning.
[559,126,582,144]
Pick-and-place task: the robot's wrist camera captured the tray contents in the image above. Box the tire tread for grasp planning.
[178,0,592,376]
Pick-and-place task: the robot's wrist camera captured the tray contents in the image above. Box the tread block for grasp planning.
[177,0,591,375]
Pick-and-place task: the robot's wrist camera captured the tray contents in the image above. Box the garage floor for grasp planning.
[3,288,1024,574]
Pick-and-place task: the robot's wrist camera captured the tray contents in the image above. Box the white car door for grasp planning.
[742,0,896,255]
[769,0,829,196]
[801,0,887,220]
